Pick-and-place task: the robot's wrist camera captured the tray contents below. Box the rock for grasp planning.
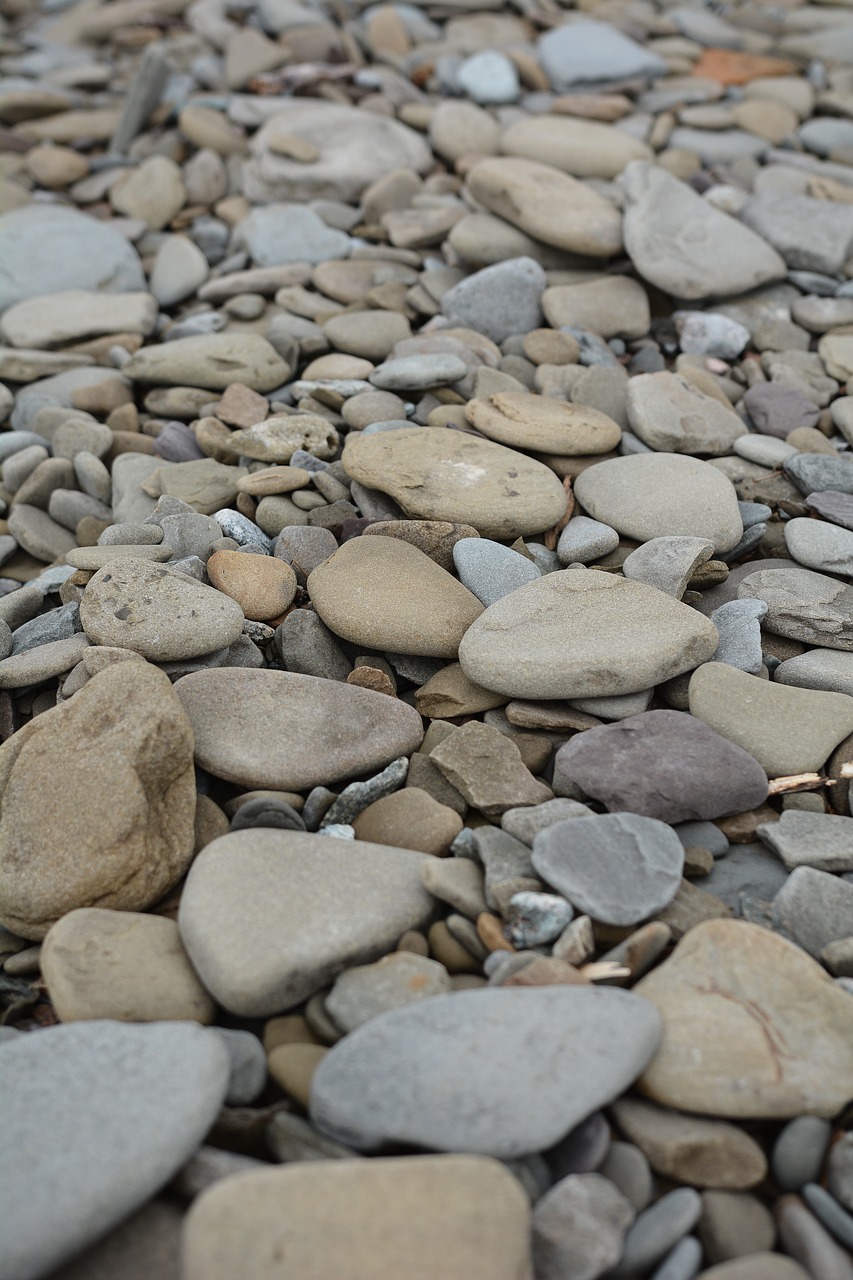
[342,427,567,540]
[541,275,651,341]
[689,662,853,777]
[111,155,185,230]
[145,459,246,515]
[772,866,853,959]
[742,383,821,438]
[557,516,620,565]
[532,1173,635,1280]
[784,453,853,498]
[43,1200,184,1280]
[452,537,540,606]
[178,829,433,1016]
[741,193,853,275]
[0,1021,228,1280]
[352,788,463,857]
[174,668,423,790]
[0,664,195,940]
[775,648,853,697]
[466,391,621,456]
[124,334,291,392]
[635,919,853,1117]
[772,1116,832,1192]
[574,454,743,553]
[502,115,651,180]
[458,565,719,700]
[441,257,546,344]
[206,550,296,622]
[1,290,157,349]
[699,1190,776,1264]
[182,1156,531,1280]
[675,311,751,360]
[233,203,351,266]
[611,1187,702,1278]
[0,633,91,690]
[611,1097,767,1189]
[41,908,216,1023]
[80,558,245,661]
[553,711,768,823]
[430,721,552,818]
[532,813,684,926]
[466,157,622,258]
[622,536,715,599]
[698,1258,810,1280]
[757,810,853,873]
[325,952,452,1032]
[0,205,145,311]
[784,517,853,578]
[622,162,785,300]
[307,534,483,658]
[538,20,667,89]
[310,985,661,1156]
[626,371,744,456]
[737,565,853,650]
[149,235,210,308]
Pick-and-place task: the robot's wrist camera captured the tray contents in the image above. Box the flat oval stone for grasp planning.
[689,661,853,777]
[174,668,424,790]
[458,565,719,699]
[342,427,567,540]
[626,372,745,456]
[183,1156,531,1280]
[553,710,768,823]
[178,829,433,1016]
[0,1021,229,1280]
[532,813,685,926]
[737,565,853,650]
[466,392,622,456]
[307,535,483,659]
[310,986,661,1157]
[784,516,853,578]
[574,453,743,553]
[774,648,853,697]
[124,334,291,393]
[635,919,853,1119]
[501,114,652,179]
[80,558,245,661]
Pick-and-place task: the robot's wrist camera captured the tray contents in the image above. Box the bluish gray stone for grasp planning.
[711,598,767,674]
[738,501,773,528]
[784,453,853,497]
[310,985,662,1157]
[775,647,853,697]
[453,536,541,606]
[675,311,749,359]
[802,1183,853,1251]
[772,1117,832,1192]
[501,798,594,846]
[233,204,351,266]
[442,257,546,345]
[569,689,654,720]
[211,1027,267,1105]
[673,820,729,857]
[0,1021,229,1280]
[532,812,685,926]
[772,866,853,957]
[758,810,853,873]
[702,842,789,911]
[538,19,666,89]
[648,1235,703,1280]
[9,602,81,656]
[370,354,468,392]
[610,1188,703,1278]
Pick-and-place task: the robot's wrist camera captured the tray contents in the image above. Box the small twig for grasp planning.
[767,773,829,794]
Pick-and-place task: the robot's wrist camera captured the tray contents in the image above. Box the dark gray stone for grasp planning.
[9,602,81,656]
[230,799,306,833]
[807,490,853,531]
[275,609,352,681]
[784,453,853,497]
[610,1188,702,1278]
[772,1117,832,1192]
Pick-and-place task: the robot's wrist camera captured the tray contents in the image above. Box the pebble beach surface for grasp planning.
[0,0,853,1276]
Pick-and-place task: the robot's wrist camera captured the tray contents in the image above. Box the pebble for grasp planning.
[532,1173,635,1280]
[441,257,546,345]
[772,866,853,960]
[772,1117,833,1192]
[310,986,661,1156]
[622,536,716,599]
[179,829,433,1016]
[452,537,540,606]
[467,390,622,456]
[0,1021,228,1280]
[699,1191,777,1264]
[557,515,620,565]
[325,952,452,1032]
[532,813,685,926]
[785,516,853,578]
[757,810,853,873]
[611,1188,703,1279]
[626,372,744,456]
[354,787,462,857]
[738,564,853,650]
[611,1097,767,1190]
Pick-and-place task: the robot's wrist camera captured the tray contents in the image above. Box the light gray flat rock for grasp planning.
[758,810,853,873]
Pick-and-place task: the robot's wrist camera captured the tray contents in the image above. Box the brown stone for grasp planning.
[415,663,507,719]
[691,48,797,85]
[207,549,297,622]
[353,787,463,857]
[346,667,396,697]
[363,519,479,573]
[430,720,553,818]
[267,1043,328,1107]
[215,383,270,428]
[611,1097,767,1189]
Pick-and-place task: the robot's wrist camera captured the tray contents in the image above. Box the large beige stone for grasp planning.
[182,1156,531,1280]
[342,427,567,540]
[465,391,622,456]
[500,115,652,179]
[41,908,216,1024]
[308,535,483,659]
[635,919,853,1118]
[0,664,196,940]
[124,334,291,392]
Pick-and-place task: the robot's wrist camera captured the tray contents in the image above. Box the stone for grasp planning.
[43,1200,183,1280]
[532,813,684,926]
[206,550,296,622]
[689,662,853,777]
[430,721,552,818]
[414,662,507,719]
[502,115,650,181]
[775,648,853,697]
[353,788,463,857]
[371,355,467,393]
[698,1259,810,1280]
[501,798,594,846]
[757,810,853,873]
[182,1156,531,1280]
[574,454,743,554]
[124,335,291,393]
[325,952,452,1032]
[635,919,853,1118]
[611,1188,702,1278]
[146,460,246,516]
[622,536,715,599]
[1,290,157,350]
[532,1172,635,1280]
[441,257,546,345]
[538,20,667,90]
[626,372,744,456]
[742,383,820,438]
[557,516,620,565]
[0,664,195,941]
[175,668,423,790]
[622,162,785,301]
[178,829,432,1016]
[807,491,853,531]
[342,427,567,540]
[675,311,750,360]
[458,565,719,700]
[542,275,651,341]
[553,711,768,824]
[611,1097,767,1190]
[466,157,622,258]
[310,985,661,1157]
[742,193,853,276]
[452,537,540,607]
[233,203,351,266]
[149,235,210,308]
[111,156,185,230]
[0,205,145,311]
[785,517,853,578]
[307,534,483,659]
[772,1116,832,1192]
[599,1142,653,1213]
[711,599,767,675]
[828,1134,853,1213]
[466,391,621,456]
[775,1193,853,1280]
[80,558,245,661]
[784,453,853,498]
[772,866,853,959]
[699,1191,776,1264]
[41,908,216,1024]
[738,565,853,650]
[0,1021,228,1280]
[0,634,91,690]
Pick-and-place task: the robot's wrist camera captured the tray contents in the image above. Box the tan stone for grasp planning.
[263,1014,322,1054]
[267,1043,328,1107]
[307,535,483,659]
[41,908,216,1024]
[353,788,463,857]
[0,664,196,940]
[111,156,185,231]
[466,391,621,456]
[431,720,552,818]
[182,1156,531,1280]
[415,663,507,718]
[635,919,853,1118]
[610,1097,767,1189]
[362,519,479,573]
[25,145,89,189]
[500,115,652,180]
[522,329,580,366]
[236,466,311,496]
[207,549,297,621]
[343,427,568,540]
